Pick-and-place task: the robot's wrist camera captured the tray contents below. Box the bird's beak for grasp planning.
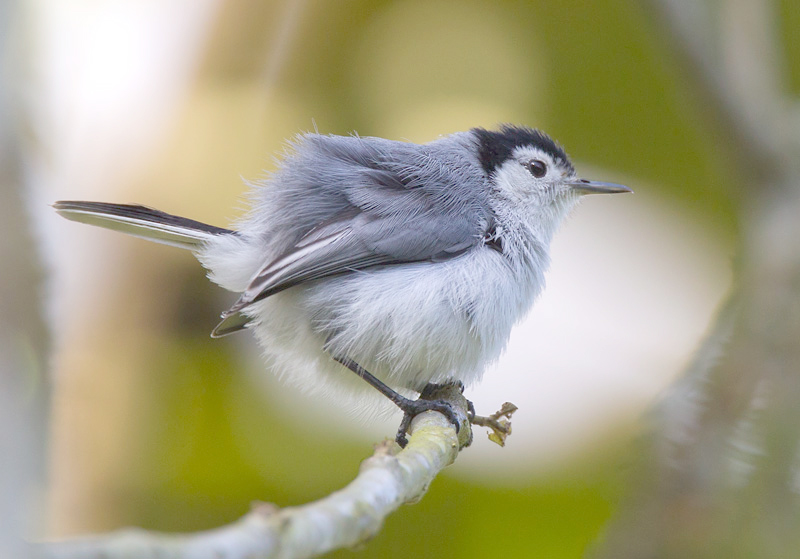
[567,179,632,195]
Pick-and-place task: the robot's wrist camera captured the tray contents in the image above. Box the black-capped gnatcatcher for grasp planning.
[55,125,631,446]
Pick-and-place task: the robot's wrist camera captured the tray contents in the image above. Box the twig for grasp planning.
[471,402,518,447]
[33,386,476,559]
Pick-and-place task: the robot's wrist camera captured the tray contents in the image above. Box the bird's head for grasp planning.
[473,125,631,237]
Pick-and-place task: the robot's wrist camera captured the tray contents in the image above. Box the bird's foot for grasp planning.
[331,356,471,448]
[394,381,469,448]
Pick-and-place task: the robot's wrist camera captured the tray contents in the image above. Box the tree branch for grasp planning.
[598,2,800,555]
[34,386,477,559]
[642,0,792,182]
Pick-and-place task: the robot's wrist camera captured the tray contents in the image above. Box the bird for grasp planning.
[54,124,631,446]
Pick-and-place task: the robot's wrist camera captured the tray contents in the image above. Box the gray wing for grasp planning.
[222,208,480,314]
[213,132,493,336]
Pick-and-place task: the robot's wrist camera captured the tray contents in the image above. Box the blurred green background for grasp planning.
[12,0,800,556]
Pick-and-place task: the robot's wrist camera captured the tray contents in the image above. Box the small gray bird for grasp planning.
[55,125,631,446]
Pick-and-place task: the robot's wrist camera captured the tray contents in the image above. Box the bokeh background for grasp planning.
[4,0,800,557]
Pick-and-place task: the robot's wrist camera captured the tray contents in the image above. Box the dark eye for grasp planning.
[525,159,547,178]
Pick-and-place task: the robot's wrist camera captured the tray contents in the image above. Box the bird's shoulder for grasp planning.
[263,131,496,254]
[299,132,486,191]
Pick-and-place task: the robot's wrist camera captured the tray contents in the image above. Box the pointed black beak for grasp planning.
[567,179,632,195]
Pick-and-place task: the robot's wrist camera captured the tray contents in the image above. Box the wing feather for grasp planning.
[216,133,494,331]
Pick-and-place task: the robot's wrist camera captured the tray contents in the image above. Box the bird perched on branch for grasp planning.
[55,125,631,446]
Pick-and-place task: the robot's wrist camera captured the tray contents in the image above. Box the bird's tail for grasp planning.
[53,201,235,250]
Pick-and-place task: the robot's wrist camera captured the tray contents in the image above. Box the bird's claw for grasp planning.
[395,397,462,448]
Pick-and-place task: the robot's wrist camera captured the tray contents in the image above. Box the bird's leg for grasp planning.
[332,356,463,448]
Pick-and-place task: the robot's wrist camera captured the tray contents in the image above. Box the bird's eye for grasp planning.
[525,159,547,178]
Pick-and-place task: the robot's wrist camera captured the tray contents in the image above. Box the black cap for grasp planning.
[472,125,574,176]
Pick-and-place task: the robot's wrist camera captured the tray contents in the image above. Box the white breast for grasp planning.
[235,246,545,411]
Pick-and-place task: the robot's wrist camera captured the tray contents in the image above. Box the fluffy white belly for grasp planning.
[242,247,544,406]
